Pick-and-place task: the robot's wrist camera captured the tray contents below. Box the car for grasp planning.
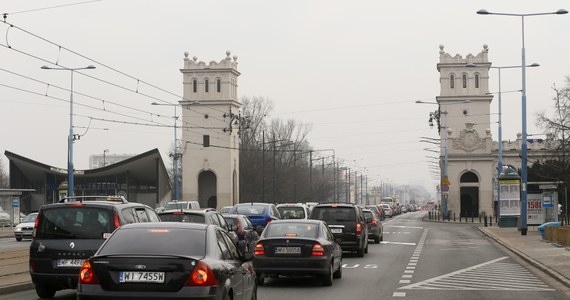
[223,214,260,254]
[229,203,281,234]
[363,209,383,244]
[220,205,233,214]
[29,195,161,299]
[309,203,369,257]
[76,222,257,300]
[276,203,310,219]
[163,200,200,210]
[380,203,393,218]
[365,205,385,221]
[158,208,239,246]
[14,212,38,241]
[252,219,342,286]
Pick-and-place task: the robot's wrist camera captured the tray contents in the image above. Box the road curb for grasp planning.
[478,227,570,289]
[0,282,33,295]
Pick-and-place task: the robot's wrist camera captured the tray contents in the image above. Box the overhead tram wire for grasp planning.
[0,20,231,123]
[2,0,102,21]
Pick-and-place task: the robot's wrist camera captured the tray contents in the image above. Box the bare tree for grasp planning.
[0,157,8,188]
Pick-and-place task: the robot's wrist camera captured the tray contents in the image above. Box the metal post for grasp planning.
[520,16,529,235]
[68,70,75,197]
[262,131,265,200]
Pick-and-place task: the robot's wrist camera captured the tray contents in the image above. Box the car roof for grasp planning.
[276,203,307,207]
[269,219,324,225]
[234,202,273,206]
[121,222,210,230]
[158,208,215,215]
[313,203,355,208]
[362,209,373,212]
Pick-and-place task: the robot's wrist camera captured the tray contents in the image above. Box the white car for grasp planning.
[14,212,38,241]
[0,209,10,225]
[276,203,310,219]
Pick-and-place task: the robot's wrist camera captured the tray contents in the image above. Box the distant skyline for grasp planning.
[1,0,569,195]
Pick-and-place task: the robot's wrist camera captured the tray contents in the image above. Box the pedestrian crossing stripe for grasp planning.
[399,256,554,291]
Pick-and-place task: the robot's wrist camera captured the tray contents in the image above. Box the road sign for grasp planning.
[442,177,450,186]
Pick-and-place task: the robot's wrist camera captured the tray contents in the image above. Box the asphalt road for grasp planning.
[1,212,569,300]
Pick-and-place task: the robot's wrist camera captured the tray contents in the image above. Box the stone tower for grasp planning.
[436,44,495,218]
[179,51,241,209]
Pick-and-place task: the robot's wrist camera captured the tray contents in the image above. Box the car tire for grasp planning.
[380,233,384,242]
[321,262,333,286]
[374,235,380,244]
[34,284,56,299]
[333,258,342,279]
[356,246,364,257]
[15,237,22,242]
[256,273,265,286]
[364,240,368,254]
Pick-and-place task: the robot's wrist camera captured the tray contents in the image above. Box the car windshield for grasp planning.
[277,207,306,219]
[36,206,114,239]
[234,205,268,216]
[164,202,189,210]
[23,213,38,223]
[158,213,205,223]
[265,223,318,238]
[98,227,206,257]
[311,207,355,222]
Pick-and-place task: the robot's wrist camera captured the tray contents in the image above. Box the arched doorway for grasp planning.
[460,171,479,217]
[198,171,217,209]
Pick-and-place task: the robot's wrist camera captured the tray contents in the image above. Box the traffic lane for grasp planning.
[0,237,30,251]
[0,289,76,300]
[393,221,567,300]
[258,215,427,300]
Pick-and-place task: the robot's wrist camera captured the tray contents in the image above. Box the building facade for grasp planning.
[179,51,241,210]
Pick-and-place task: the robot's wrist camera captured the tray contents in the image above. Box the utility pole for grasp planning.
[360,174,363,205]
[262,130,265,201]
[309,150,313,197]
[273,136,276,203]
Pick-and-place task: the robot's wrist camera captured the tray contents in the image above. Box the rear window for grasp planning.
[277,207,306,219]
[233,205,268,216]
[98,227,206,257]
[363,211,374,219]
[265,223,318,238]
[36,206,114,239]
[311,207,355,223]
[158,213,205,223]
[164,202,189,210]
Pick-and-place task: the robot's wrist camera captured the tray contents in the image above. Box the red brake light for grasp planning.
[185,261,217,286]
[371,220,378,225]
[79,261,99,284]
[113,211,121,229]
[356,223,362,235]
[312,243,325,256]
[254,243,265,256]
[33,213,42,238]
[265,218,271,225]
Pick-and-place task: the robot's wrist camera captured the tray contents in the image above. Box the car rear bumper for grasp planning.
[77,284,220,299]
[253,256,330,275]
[31,272,79,290]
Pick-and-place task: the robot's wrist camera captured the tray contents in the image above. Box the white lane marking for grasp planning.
[393,292,406,297]
[404,270,414,274]
[384,225,424,229]
[408,263,417,266]
[406,267,416,270]
[402,275,413,278]
[380,241,416,246]
[399,280,411,284]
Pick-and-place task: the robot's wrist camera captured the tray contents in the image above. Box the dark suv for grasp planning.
[29,196,160,298]
[309,203,369,257]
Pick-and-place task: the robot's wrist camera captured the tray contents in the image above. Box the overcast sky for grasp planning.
[1,0,569,195]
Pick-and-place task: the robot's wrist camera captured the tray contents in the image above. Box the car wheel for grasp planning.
[34,284,56,299]
[374,236,380,244]
[364,241,368,254]
[321,262,333,286]
[256,273,265,286]
[333,258,342,279]
[356,246,364,257]
[380,233,384,242]
[15,237,22,242]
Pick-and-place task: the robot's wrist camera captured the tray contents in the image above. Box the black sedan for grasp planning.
[252,219,342,286]
[77,222,257,300]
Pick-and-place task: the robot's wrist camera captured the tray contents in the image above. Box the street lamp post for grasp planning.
[417,100,470,218]
[477,8,567,235]
[41,65,96,197]
[151,102,181,200]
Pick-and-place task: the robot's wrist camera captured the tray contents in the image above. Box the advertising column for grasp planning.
[498,166,521,227]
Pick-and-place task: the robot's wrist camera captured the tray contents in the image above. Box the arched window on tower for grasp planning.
[193,79,197,93]
[475,74,480,88]
[462,74,467,88]
[460,171,479,183]
[205,79,209,92]
[217,78,221,93]
[450,75,455,89]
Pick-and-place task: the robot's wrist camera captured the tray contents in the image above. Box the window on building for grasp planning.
[475,74,479,88]
[193,79,197,93]
[205,79,209,92]
[203,135,210,147]
[462,74,467,88]
[460,171,479,183]
[217,79,221,93]
[450,75,455,89]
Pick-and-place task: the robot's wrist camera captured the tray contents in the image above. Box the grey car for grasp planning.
[363,209,383,244]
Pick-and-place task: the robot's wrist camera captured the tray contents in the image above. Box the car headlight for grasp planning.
[14,227,22,232]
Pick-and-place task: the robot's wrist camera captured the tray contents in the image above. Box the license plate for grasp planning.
[275,247,301,254]
[57,259,85,267]
[330,228,342,234]
[119,271,165,283]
